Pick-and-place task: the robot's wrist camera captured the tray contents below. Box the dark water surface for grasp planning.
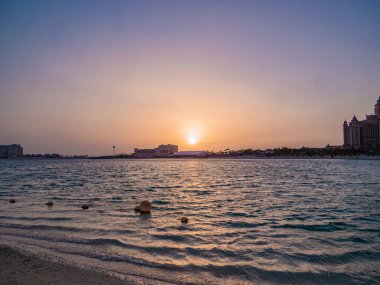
[0,159,379,284]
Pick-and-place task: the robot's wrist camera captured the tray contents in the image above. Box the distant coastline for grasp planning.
[2,144,380,160]
[3,154,380,161]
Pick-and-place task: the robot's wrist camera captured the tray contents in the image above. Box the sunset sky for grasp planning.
[1,0,380,155]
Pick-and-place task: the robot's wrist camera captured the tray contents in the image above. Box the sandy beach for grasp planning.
[0,245,131,285]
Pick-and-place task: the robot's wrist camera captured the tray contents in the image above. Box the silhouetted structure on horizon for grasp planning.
[343,97,380,148]
[0,144,23,158]
[134,144,178,158]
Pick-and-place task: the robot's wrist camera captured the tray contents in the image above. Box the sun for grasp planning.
[187,135,197,145]
[184,124,202,146]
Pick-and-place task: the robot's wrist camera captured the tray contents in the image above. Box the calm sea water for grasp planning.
[0,159,379,284]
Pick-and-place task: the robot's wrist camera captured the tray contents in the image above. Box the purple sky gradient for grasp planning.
[1,0,380,155]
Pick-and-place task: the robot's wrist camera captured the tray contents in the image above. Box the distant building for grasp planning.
[343,97,380,147]
[0,146,7,158]
[133,148,156,158]
[134,144,178,158]
[155,144,178,157]
[0,144,23,158]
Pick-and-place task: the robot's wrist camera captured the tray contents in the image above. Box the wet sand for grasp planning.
[0,245,132,285]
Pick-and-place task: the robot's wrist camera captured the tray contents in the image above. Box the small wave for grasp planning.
[0,232,92,245]
[111,196,123,200]
[283,214,312,221]
[357,227,380,234]
[89,238,128,247]
[0,223,121,234]
[84,238,252,261]
[0,216,72,222]
[271,222,355,232]
[46,242,255,274]
[352,216,380,222]
[89,238,205,256]
[151,233,198,243]
[226,212,258,218]
[217,221,268,229]
[152,185,181,189]
[50,196,65,200]
[257,248,380,265]
[335,236,369,244]
[43,245,179,270]
[200,264,370,284]
[152,200,170,205]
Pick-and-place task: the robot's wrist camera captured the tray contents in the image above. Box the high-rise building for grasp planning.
[343,97,380,147]
[0,144,23,158]
[0,145,8,158]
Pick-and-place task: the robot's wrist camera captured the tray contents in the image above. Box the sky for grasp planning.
[1,0,380,155]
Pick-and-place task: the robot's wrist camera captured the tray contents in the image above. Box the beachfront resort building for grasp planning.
[343,97,380,147]
[0,144,23,158]
[154,144,179,157]
[134,144,178,158]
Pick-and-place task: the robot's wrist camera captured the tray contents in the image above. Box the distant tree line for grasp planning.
[23,153,88,158]
[207,145,380,157]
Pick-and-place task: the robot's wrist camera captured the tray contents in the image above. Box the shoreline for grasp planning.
[0,244,131,285]
[0,243,175,285]
[0,240,208,285]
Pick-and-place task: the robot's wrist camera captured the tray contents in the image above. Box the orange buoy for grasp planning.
[45,201,53,206]
[180,217,188,223]
[139,200,151,213]
[82,203,89,210]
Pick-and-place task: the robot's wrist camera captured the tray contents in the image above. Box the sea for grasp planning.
[0,158,379,284]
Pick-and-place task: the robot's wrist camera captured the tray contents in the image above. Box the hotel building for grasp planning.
[343,97,380,147]
[134,144,178,158]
